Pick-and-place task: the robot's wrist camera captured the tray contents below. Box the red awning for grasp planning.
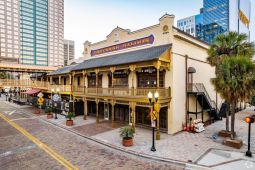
[23,88,41,95]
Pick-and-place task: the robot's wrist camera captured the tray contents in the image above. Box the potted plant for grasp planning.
[45,107,53,119]
[66,112,74,126]
[119,126,135,147]
[34,104,41,114]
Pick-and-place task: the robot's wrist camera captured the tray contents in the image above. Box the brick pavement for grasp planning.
[0,100,184,170]
[91,109,255,163]
[2,98,255,169]
[73,120,125,136]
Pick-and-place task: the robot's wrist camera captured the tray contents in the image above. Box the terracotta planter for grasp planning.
[47,114,53,119]
[122,138,133,147]
[34,109,41,114]
[223,139,243,149]
[218,130,236,138]
[66,120,73,126]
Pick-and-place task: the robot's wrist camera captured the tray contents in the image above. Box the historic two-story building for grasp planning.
[46,14,222,135]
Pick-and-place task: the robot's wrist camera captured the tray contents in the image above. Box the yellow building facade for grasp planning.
[46,14,223,135]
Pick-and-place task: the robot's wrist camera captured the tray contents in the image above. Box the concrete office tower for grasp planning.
[0,0,64,66]
[64,39,75,66]
[0,0,20,63]
[48,0,64,67]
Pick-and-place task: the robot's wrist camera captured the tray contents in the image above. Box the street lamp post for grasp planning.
[4,88,9,101]
[245,116,254,157]
[148,91,159,152]
[52,88,60,119]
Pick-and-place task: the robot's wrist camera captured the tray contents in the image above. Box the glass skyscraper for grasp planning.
[177,0,251,44]
[202,0,229,43]
[20,0,48,65]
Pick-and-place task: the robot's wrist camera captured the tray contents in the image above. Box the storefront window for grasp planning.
[108,70,128,87]
[137,67,164,88]
[87,73,102,87]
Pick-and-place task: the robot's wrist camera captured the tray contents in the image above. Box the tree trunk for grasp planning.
[230,101,236,140]
[226,103,229,131]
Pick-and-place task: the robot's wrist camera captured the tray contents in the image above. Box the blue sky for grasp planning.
[64,0,255,58]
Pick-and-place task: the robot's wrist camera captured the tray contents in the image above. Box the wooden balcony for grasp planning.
[48,84,72,94]
[73,86,171,99]
[0,79,171,100]
[0,79,48,90]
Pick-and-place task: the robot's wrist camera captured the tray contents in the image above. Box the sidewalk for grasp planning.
[6,99,255,169]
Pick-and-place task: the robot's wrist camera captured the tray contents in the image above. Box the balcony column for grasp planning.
[110,67,115,95]
[130,102,136,132]
[69,74,72,100]
[111,100,115,128]
[71,73,75,112]
[59,75,61,85]
[73,96,76,115]
[83,71,86,94]
[129,65,136,96]
[154,60,161,140]
[50,77,53,85]
[96,99,99,123]
[95,69,99,95]
[83,97,87,120]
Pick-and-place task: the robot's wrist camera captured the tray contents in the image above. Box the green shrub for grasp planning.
[45,107,53,114]
[119,126,135,140]
[66,112,74,120]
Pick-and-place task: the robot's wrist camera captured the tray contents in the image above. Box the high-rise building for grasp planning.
[177,16,196,37]
[0,0,64,66]
[64,39,75,66]
[177,8,203,38]
[177,0,252,44]
[48,0,64,67]
[0,0,20,63]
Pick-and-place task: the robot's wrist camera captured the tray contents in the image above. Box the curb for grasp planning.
[13,104,212,170]
[35,116,212,169]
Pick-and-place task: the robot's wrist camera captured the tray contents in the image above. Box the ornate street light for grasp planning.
[245,116,254,157]
[51,88,60,119]
[148,91,159,152]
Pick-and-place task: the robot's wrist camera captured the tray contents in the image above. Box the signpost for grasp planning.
[37,92,44,109]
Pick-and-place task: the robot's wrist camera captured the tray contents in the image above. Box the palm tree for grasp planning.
[212,56,255,139]
[207,32,255,133]
[207,32,255,66]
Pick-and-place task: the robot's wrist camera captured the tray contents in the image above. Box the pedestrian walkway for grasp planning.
[197,149,254,170]
[40,114,96,129]
[37,108,255,168]
[2,98,255,169]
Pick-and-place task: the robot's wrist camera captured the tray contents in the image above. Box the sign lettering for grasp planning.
[91,35,154,56]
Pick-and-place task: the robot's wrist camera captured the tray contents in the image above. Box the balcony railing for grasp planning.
[74,86,171,98]
[48,84,72,93]
[0,79,171,99]
[0,79,48,89]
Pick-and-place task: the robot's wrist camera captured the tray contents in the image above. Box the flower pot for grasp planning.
[34,109,41,114]
[47,114,53,119]
[122,138,133,147]
[66,120,73,126]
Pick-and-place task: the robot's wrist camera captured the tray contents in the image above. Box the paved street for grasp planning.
[1,97,255,170]
[0,99,184,170]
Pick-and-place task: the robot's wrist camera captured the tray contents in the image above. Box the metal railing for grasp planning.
[188,83,217,110]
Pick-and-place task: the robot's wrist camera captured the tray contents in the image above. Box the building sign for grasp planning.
[239,10,249,27]
[91,34,154,56]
